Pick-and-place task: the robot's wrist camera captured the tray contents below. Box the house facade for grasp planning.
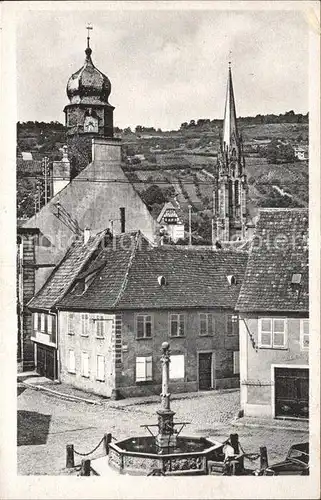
[57,307,241,399]
[54,233,248,398]
[236,208,309,419]
[157,202,185,244]
[28,230,110,379]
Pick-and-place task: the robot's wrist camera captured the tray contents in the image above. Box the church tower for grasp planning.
[216,63,248,241]
[64,26,114,139]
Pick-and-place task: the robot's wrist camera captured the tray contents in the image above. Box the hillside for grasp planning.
[17,116,309,243]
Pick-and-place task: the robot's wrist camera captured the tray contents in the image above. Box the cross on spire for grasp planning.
[228,50,232,68]
[86,23,93,49]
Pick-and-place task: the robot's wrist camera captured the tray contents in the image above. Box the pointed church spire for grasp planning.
[222,62,239,155]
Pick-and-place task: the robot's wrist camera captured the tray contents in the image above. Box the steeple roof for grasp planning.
[66,31,112,106]
[222,64,240,154]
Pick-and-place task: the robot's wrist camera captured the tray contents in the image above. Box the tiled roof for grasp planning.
[236,208,308,312]
[58,235,248,311]
[27,230,107,310]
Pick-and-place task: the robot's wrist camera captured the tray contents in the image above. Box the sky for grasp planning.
[16,4,310,130]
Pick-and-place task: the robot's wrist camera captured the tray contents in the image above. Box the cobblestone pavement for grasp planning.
[17,384,308,475]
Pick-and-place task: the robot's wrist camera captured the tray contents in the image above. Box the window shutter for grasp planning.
[81,352,89,377]
[169,355,185,379]
[136,357,146,381]
[33,313,38,331]
[97,355,105,381]
[40,313,45,332]
[69,350,75,373]
[146,356,152,380]
[47,315,52,334]
[233,351,240,374]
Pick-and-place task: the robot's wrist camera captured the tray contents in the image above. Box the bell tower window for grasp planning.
[84,109,98,133]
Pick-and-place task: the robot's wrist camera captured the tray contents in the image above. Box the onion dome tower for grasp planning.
[215,62,248,242]
[64,25,114,138]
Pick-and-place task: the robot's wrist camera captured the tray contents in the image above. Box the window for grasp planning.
[81,313,89,337]
[233,351,240,374]
[136,315,152,339]
[96,355,105,381]
[37,313,42,332]
[199,313,214,336]
[169,354,185,380]
[300,319,309,351]
[136,356,152,382]
[44,314,48,333]
[226,314,238,336]
[170,314,185,337]
[81,351,89,377]
[67,313,75,336]
[51,315,57,343]
[96,316,105,338]
[68,350,76,374]
[259,318,287,348]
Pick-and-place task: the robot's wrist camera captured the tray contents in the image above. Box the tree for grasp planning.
[140,184,165,207]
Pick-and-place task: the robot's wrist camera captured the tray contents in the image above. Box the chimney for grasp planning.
[84,227,91,244]
[120,207,125,233]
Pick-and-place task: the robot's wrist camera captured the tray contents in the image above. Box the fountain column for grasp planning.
[156,342,177,449]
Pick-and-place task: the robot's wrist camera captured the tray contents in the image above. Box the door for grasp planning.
[275,368,309,419]
[198,353,213,390]
[35,344,57,380]
[36,345,46,377]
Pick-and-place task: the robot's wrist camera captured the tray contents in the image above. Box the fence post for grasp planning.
[66,444,75,468]
[80,459,91,476]
[103,433,112,455]
[260,446,269,470]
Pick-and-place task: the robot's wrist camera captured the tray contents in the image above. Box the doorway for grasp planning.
[36,344,57,380]
[198,352,214,390]
[274,367,309,419]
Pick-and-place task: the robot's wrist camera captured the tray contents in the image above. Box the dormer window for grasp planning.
[291,273,302,285]
[227,275,237,285]
[158,276,167,286]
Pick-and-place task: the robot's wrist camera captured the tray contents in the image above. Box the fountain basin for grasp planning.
[108,436,224,475]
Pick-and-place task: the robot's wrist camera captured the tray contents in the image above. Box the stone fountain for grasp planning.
[107,342,224,475]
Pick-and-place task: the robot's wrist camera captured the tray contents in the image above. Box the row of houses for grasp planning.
[26,207,309,420]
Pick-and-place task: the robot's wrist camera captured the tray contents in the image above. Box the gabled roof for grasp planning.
[27,230,108,310]
[236,208,309,313]
[156,201,184,224]
[57,239,248,311]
